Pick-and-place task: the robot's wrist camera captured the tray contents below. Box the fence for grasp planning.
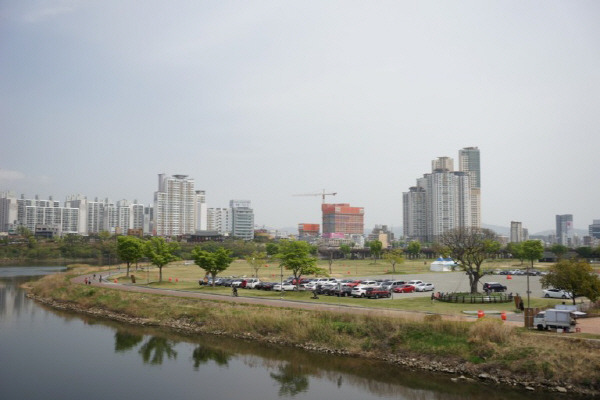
[434,292,514,304]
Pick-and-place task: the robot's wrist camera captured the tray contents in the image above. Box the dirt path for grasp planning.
[74,272,600,334]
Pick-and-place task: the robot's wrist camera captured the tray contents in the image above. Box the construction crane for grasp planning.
[293,189,337,203]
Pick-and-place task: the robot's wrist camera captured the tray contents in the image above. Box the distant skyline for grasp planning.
[2,1,599,234]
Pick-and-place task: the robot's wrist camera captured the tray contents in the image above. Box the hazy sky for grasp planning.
[2,1,599,234]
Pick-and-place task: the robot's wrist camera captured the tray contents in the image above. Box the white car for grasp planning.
[273,282,297,291]
[407,280,423,286]
[415,282,435,292]
[543,289,573,299]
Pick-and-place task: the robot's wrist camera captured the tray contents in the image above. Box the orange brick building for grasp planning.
[321,203,364,237]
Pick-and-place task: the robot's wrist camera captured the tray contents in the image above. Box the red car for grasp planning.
[393,284,416,293]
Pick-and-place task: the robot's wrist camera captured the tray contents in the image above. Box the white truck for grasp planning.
[533,309,576,332]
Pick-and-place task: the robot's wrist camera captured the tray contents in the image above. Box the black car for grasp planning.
[483,282,507,292]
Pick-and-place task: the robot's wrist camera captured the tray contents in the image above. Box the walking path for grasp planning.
[73,271,600,334]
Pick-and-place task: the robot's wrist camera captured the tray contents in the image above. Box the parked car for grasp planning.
[393,284,416,293]
[364,287,391,299]
[415,282,435,292]
[483,282,507,292]
[244,278,261,289]
[330,285,353,297]
[407,280,423,286]
[543,289,573,299]
[273,282,298,291]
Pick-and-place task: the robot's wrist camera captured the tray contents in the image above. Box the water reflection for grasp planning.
[191,345,230,368]
[139,336,178,364]
[270,363,310,396]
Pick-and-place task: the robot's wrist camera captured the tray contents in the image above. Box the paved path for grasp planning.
[73,271,600,334]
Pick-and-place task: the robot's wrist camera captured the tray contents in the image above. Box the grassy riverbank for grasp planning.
[27,266,600,396]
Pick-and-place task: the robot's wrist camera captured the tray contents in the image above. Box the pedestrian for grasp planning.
[99,275,102,282]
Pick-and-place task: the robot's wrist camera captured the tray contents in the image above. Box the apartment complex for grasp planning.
[153,174,196,236]
[403,147,481,242]
[510,221,530,243]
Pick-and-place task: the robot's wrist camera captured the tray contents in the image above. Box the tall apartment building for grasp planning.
[322,203,364,237]
[0,192,18,232]
[556,214,573,246]
[458,147,481,228]
[153,174,196,236]
[207,208,231,235]
[403,148,479,243]
[510,221,523,243]
[195,190,207,231]
[230,200,254,240]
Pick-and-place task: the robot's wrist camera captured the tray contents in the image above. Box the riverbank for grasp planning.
[26,267,600,397]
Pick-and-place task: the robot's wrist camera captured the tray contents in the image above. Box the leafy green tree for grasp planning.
[405,241,421,259]
[383,248,404,273]
[192,247,233,286]
[438,227,500,294]
[245,250,267,278]
[575,246,593,259]
[369,240,383,263]
[277,241,323,289]
[266,243,279,258]
[117,236,144,277]
[506,242,524,264]
[540,259,600,305]
[145,237,180,282]
[521,240,544,270]
[550,244,568,261]
[339,244,351,259]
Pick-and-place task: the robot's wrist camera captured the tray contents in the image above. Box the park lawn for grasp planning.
[115,257,535,285]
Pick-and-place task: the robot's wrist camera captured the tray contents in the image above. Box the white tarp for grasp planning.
[430,257,458,272]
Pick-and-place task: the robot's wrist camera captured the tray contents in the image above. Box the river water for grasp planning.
[0,266,568,400]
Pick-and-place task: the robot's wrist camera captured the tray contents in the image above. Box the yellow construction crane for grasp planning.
[293,189,337,203]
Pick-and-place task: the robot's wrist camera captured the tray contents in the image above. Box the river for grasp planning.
[0,266,569,400]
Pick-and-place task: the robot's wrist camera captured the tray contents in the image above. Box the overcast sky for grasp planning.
[2,1,599,234]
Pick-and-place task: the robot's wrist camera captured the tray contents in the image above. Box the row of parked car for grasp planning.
[202,276,436,299]
[494,269,548,276]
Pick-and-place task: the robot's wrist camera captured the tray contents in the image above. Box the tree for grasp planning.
[383,249,404,273]
[339,244,351,259]
[550,244,568,261]
[265,243,279,258]
[145,237,180,282]
[575,246,593,260]
[540,259,600,305]
[437,227,500,294]
[369,240,383,263]
[520,239,545,308]
[192,247,233,286]
[277,241,323,289]
[521,240,544,269]
[506,242,524,264]
[245,251,267,278]
[405,241,421,260]
[117,236,144,277]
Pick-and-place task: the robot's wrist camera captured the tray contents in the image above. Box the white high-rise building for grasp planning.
[458,147,481,228]
[230,200,254,240]
[154,174,196,236]
[0,192,19,233]
[510,221,523,243]
[207,208,231,235]
[195,190,208,231]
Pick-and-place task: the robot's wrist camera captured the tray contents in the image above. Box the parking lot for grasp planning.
[360,271,545,300]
